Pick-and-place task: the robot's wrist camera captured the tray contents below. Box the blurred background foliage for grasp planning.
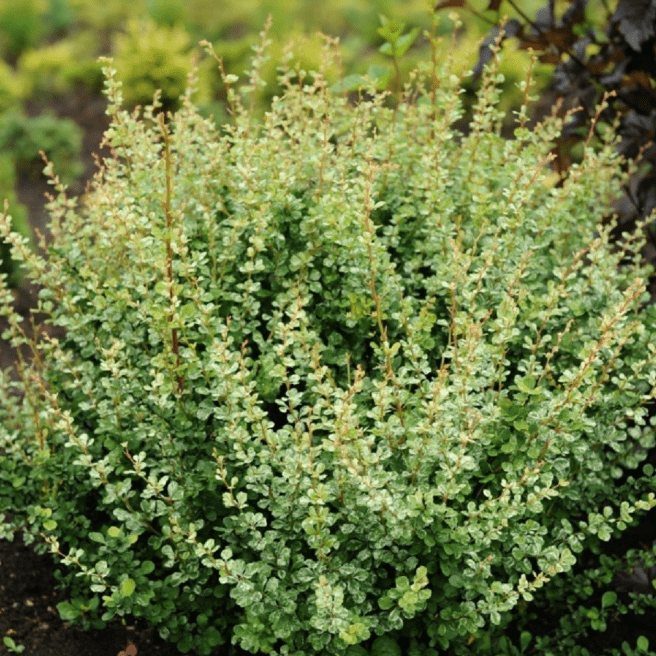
[0,0,572,124]
[0,0,602,286]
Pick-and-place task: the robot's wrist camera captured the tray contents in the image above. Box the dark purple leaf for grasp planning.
[562,0,587,26]
[622,108,656,135]
[599,57,629,86]
[472,19,522,79]
[535,5,554,31]
[613,565,656,595]
[613,0,656,50]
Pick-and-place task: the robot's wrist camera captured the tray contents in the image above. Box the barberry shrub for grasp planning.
[463,0,656,258]
[1,22,656,656]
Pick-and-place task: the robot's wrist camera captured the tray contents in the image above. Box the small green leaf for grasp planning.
[120,578,136,596]
[3,635,25,653]
[345,647,369,656]
[515,375,537,394]
[499,398,522,418]
[57,601,80,621]
[637,635,649,653]
[520,631,532,653]
[378,595,394,610]
[107,526,122,538]
[140,560,155,575]
[601,591,617,609]
[598,525,612,541]
[339,622,370,645]
[501,434,518,452]
[393,28,420,57]
[43,519,57,531]
[179,302,196,320]
[377,16,404,45]
[204,626,221,647]
[177,634,194,653]
[371,636,402,656]
[395,576,410,591]
[365,65,392,89]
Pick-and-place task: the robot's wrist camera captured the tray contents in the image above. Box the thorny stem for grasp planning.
[362,162,388,349]
[158,114,184,396]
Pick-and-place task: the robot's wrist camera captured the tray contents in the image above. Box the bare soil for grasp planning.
[0,528,184,655]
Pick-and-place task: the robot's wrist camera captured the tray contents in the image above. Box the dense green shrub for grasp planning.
[0,0,73,60]
[44,0,76,36]
[0,0,45,61]
[0,110,83,183]
[2,22,656,656]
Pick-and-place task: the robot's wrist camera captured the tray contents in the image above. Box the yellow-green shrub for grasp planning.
[18,32,103,99]
[110,16,213,111]
[0,61,27,112]
[0,0,46,60]
[0,110,83,183]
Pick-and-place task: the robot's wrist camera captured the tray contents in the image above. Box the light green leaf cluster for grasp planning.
[17,31,103,99]
[1,22,656,656]
[110,15,213,110]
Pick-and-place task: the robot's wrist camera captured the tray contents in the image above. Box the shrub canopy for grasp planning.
[1,27,656,656]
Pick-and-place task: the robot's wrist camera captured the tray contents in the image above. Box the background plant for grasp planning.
[2,16,656,656]
[451,0,656,282]
[110,16,214,112]
[17,31,103,100]
[0,110,83,183]
[0,0,46,63]
[2,634,26,654]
